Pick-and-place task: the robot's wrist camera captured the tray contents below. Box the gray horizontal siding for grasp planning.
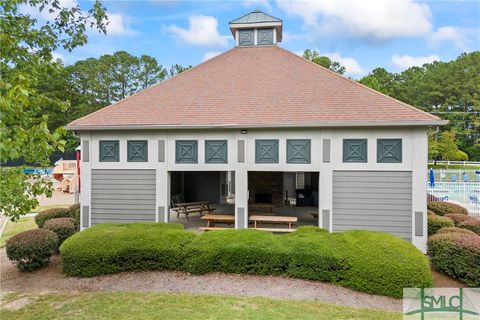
[91,169,156,224]
[332,171,412,241]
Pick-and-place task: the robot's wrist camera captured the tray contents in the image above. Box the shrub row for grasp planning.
[428,214,454,236]
[60,223,433,298]
[436,227,476,236]
[459,218,480,235]
[428,232,480,286]
[6,229,58,272]
[427,201,468,216]
[43,218,76,248]
[35,204,80,229]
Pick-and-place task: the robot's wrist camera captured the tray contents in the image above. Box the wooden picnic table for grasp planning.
[201,214,235,227]
[173,201,214,220]
[249,215,297,229]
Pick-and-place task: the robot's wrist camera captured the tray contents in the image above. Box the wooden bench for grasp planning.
[249,215,297,229]
[201,214,235,227]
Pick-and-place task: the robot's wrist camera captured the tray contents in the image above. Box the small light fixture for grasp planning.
[241,129,248,134]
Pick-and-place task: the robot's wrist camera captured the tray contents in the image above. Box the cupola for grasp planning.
[229,10,282,47]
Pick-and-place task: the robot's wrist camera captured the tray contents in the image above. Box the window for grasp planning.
[343,139,367,163]
[377,139,402,163]
[99,140,119,162]
[238,29,254,46]
[255,139,279,163]
[257,28,274,45]
[205,140,228,164]
[127,140,148,162]
[175,140,198,163]
[287,139,311,163]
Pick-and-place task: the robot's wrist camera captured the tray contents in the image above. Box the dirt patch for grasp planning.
[0,249,401,312]
[432,269,467,288]
[1,294,33,311]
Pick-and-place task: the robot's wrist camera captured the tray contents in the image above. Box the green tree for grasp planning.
[0,0,107,221]
[436,131,468,162]
[138,55,167,90]
[168,64,192,78]
[303,49,346,75]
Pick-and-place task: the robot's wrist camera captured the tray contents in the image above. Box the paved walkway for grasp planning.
[1,250,401,312]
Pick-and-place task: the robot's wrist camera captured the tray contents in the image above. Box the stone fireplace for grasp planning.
[248,171,283,205]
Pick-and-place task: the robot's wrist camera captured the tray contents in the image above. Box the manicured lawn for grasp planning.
[0,216,37,248]
[428,164,480,170]
[1,292,401,320]
[32,204,69,213]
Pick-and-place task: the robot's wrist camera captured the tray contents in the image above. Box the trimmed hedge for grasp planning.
[6,229,58,272]
[428,233,480,286]
[43,218,76,248]
[458,218,480,235]
[428,214,454,236]
[61,224,433,298]
[61,223,195,277]
[35,204,80,229]
[445,213,472,226]
[427,201,468,216]
[436,227,476,236]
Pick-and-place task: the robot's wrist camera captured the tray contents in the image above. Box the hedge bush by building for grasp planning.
[43,218,76,248]
[427,201,468,216]
[428,233,480,286]
[428,214,454,236]
[61,223,433,298]
[6,229,58,272]
[35,204,80,229]
[445,213,472,226]
[436,227,476,236]
[458,218,480,235]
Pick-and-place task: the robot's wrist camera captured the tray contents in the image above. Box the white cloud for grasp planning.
[391,54,440,70]
[104,12,137,36]
[202,51,222,62]
[51,52,64,62]
[242,0,272,12]
[167,15,228,47]
[428,26,468,50]
[324,52,365,76]
[19,0,78,20]
[277,0,432,41]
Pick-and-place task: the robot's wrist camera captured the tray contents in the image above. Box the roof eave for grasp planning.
[67,120,448,131]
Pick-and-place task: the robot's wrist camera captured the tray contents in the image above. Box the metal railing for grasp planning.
[428,160,480,166]
[427,182,480,216]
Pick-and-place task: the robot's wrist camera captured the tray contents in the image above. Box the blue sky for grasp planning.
[25,0,480,78]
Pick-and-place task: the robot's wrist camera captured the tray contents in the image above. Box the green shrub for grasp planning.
[67,203,80,231]
[445,213,472,226]
[43,218,76,248]
[436,227,476,236]
[35,208,71,228]
[6,229,58,272]
[428,214,454,236]
[61,223,194,277]
[428,233,480,286]
[427,201,468,216]
[458,218,480,235]
[61,223,432,298]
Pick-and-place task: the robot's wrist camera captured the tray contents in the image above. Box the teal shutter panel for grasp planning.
[99,140,119,162]
[176,140,198,163]
[127,140,148,162]
[239,29,254,46]
[377,139,402,163]
[255,139,279,163]
[287,139,311,163]
[257,28,273,45]
[205,140,228,163]
[343,139,367,163]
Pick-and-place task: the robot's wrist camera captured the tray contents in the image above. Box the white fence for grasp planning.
[429,160,480,166]
[427,182,480,216]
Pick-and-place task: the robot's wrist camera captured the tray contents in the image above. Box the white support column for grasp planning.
[79,132,92,230]
[235,169,248,229]
[319,169,333,231]
[412,128,428,253]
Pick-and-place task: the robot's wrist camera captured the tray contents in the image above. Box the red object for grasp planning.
[76,149,81,193]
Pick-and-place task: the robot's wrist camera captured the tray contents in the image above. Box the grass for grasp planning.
[428,164,480,170]
[32,204,69,213]
[0,292,401,320]
[0,216,37,248]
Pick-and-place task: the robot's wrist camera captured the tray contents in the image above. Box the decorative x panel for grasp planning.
[239,29,254,46]
[176,140,198,163]
[257,29,274,45]
[127,140,148,162]
[99,140,119,162]
[377,139,402,163]
[287,139,311,163]
[255,140,279,163]
[205,140,227,163]
[343,139,367,163]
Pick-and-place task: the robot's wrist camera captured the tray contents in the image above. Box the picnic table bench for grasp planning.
[172,201,215,220]
[249,215,297,229]
[201,214,235,227]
